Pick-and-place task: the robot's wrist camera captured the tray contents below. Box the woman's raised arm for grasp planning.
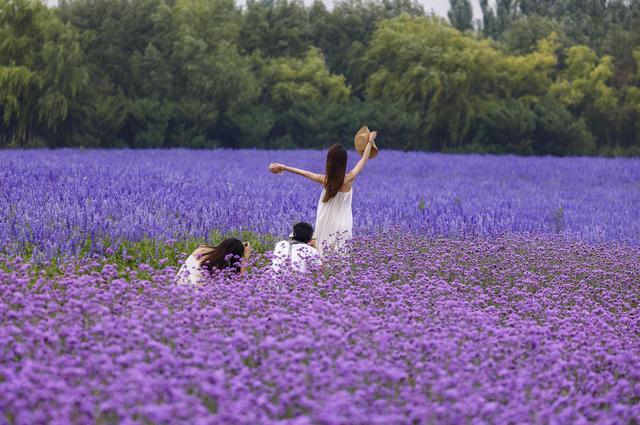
[269,163,325,185]
[345,131,376,184]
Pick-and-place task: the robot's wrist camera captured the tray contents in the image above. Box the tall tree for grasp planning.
[239,0,311,58]
[551,45,621,147]
[500,15,563,54]
[480,0,498,37]
[448,0,473,32]
[309,0,424,95]
[474,98,535,155]
[0,0,88,146]
[258,47,351,147]
[364,15,508,149]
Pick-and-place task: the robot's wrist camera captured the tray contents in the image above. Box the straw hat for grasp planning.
[354,126,379,159]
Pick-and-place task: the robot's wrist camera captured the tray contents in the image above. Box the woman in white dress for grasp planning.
[176,238,252,284]
[269,129,377,256]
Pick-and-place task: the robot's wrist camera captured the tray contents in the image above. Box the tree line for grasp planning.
[1,0,640,156]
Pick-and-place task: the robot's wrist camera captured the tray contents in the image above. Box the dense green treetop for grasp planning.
[0,0,639,155]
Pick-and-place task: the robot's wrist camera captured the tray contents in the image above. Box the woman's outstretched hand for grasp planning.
[243,242,253,259]
[369,131,377,143]
[269,163,285,174]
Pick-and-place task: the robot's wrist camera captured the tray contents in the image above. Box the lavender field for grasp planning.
[1,149,639,424]
[1,150,639,259]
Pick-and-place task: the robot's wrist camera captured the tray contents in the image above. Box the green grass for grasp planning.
[4,230,282,278]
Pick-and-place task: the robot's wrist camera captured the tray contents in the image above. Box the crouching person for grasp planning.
[177,238,251,285]
[272,222,321,273]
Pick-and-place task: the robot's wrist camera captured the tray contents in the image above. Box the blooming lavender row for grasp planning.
[1,149,639,259]
[1,234,638,424]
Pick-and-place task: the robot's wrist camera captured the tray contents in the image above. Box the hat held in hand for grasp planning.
[354,126,379,159]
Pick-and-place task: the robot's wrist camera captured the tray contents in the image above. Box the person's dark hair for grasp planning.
[291,222,314,243]
[198,238,245,274]
[323,143,347,202]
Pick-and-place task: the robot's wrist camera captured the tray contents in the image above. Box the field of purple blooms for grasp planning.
[1,149,639,261]
[1,234,639,424]
[1,150,640,424]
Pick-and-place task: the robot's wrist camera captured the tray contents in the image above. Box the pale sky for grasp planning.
[44,0,484,20]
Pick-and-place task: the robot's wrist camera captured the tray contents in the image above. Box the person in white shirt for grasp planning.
[272,222,321,273]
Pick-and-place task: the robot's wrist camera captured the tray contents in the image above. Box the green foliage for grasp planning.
[70,90,129,147]
[128,98,173,148]
[0,0,88,146]
[0,66,40,139]
[18,230,281,277]
[308,0,425,95]
[238,47,353,148]
[448,0,473,32]
[356,99,422,150]
[239,0,311,58]
[480,0,519,38]
[479,0,497,38]
[1,0,639,155]
[551,46,616,110]
[277,98,353,148]
[532,97,596,156]
[500,15,564,55]
[264,48,350,107]
[365,15,508,149]
[474,98,535,155]
[549,45,628,149]
[501,33,558,98]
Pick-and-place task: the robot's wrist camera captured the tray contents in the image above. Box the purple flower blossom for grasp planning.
[1,150,639,423]
[0,234,638,423]
[1,150,639,259]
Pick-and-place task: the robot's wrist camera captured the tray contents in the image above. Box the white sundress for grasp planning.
[314,188,353,256]
[176,254,205,285]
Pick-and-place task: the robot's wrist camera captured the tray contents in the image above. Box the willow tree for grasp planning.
[0,0,87,146]
[364,15,507,149]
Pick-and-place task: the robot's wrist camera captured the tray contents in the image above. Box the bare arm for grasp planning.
[269,163,325,185]
[239,242,252,275]
[344,131,376,184]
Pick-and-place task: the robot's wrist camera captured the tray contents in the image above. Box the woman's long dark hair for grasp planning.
[323,143,347,202]
[197,238,245,275]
